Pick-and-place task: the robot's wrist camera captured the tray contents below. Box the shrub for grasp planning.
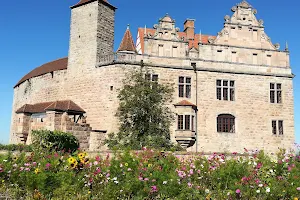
[0,144,33,152]
[31,130,79,152]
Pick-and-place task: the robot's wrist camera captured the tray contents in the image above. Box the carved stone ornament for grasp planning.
[148,33,152,37]
[261,33,266,40]
[252,9,257,15]
[175,27,180,32]
[238,0,251,9]
[224,15,230,22]
[208,37,214,44]
[258,19,264,26]
[153,24,158,29]
[218,32,222,36]
[274,43,280,50]
[223,28,229,35]
[231,6,237,12]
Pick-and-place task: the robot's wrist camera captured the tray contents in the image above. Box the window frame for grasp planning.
[177,114,195,131]
[272,120,284,135]
[216,79,235,101]
[178,76,192,98]
[270,83,282,104]
[217,114,235,133]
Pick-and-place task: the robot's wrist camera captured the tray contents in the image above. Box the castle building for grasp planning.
[10,0,295,152]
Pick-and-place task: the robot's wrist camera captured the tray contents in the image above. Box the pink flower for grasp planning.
[152,179,156,182]
[93,161,99,166]
[54,153,59,158]
[297,187,300,191]
[197,170,201,174]
[20,167,24,171]
[0,167,3,172]
[189,169,194,175]
[188,182,193,188]
[106,173,110,177]
[45,163,51,169]
[95,156,101,162]
[24,163,31,167]
[32,162,37,166]
[144,178,149,181]
[25,168,30,171]
[138,176,143,181]
[236,189,241,194]
[151,185,158,193]
[128,168,132,171]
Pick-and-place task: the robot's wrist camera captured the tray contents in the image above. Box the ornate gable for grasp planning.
[212,1,280,50]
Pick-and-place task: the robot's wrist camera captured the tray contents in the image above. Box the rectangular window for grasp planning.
[172,46,178,57]
[178,115,184,130]
[253,53,258,65]
[158,44,164,57]
[145,74,159,82]
[191,116,195,132]
[272,120,284,135]
[185,115,190,130]
[216,80,235,101]
[253,29,258,41]
[231,51,237,62]
[267,55,272,65]
[177,115,193,130]
[178,76,191,98]
[270,83,282,103]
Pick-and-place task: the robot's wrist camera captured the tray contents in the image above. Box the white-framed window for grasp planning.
[270,83,282,103]
[158,44,164,56]
[217,80,235,101]
[179,76,191,98]
[145,74,159,82]
[177,115,194,131]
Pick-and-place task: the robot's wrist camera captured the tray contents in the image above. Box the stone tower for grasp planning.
[68,0,116,73]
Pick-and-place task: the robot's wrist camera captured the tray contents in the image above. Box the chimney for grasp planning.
[184,19,195,40]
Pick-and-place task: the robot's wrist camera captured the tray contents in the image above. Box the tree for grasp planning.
[105,67,178,150]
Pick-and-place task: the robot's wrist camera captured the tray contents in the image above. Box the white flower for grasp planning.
[205,189,210,194]
[120,190,123,193]
[269,169,274,173]
[248,161,252,165]
[227,192,230,196]
[114,181,119,184]
[266,187,270,193]
[253,162,257,166]
[256,190,260,193]
[3,160,7,162]
[113,177,117,181]
[200,164,204,168]
[163,181,167,185]
[258,184,263,187]
[120,164,123,168]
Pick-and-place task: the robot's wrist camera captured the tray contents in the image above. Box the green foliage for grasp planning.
[105,68,178,151]
[0,144,32,152]
[0,149,300,199]
[31,130,79,152]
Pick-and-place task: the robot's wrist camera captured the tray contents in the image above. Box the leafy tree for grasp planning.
[105,67,179,150]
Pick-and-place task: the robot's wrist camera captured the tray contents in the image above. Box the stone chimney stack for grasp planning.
[184,19,195,40]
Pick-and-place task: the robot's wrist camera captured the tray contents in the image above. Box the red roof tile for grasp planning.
[137,28,215,53]
[71,0,116,9]
[14,57,68,88]
[16,100,85,114]
[174,100,197,107]
[117,26,136,52]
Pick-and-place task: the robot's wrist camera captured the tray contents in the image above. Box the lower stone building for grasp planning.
[10,0,295,153]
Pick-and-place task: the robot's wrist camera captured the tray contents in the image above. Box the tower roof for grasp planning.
[117,25,137,53]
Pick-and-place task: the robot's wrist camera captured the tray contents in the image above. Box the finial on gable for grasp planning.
[127,24,130,30]
[285,41,289,52]
[238,0,252,9]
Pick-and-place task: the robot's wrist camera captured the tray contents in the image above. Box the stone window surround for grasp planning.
[270,83,282,104]
[217,114,235,133]
[216,79,235,101]
[176,114,195,131]
[272,120,284,136]
[178,76,191,98]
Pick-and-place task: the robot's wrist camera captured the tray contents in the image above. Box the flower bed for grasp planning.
[0,148,299,199]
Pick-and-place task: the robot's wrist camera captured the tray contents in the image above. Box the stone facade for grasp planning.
[10,0,295,153]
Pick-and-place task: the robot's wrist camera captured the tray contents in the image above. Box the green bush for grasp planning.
[0,144,33,152]
[31,130,79,152]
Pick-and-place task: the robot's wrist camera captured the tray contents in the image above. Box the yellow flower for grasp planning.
[78,153,86,159]
[150,173,152,176]
[2,180,4,183]
[88,191,91,194]
[125,163,128,167]
[206,194,211,200]
[13,156,18,161]
[70,160,78,169]
[68,157,76,164]
[99,173,103,177]
[294,198,298,200]
[34,168,40,174]
[148,164,153,168]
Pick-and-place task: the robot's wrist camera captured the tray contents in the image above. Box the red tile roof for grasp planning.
[117,26,136,52]
[174,100,197,107]
[14,57,68,88]
[16,100,85,114]
[71,0,116,9]
[137,28,215,53]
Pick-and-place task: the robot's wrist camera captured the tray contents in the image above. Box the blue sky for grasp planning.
[0,0,299,144]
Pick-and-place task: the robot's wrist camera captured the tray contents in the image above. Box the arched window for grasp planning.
[217,114,235,133]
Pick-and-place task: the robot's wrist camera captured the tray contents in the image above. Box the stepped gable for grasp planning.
[14,57,68,88]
